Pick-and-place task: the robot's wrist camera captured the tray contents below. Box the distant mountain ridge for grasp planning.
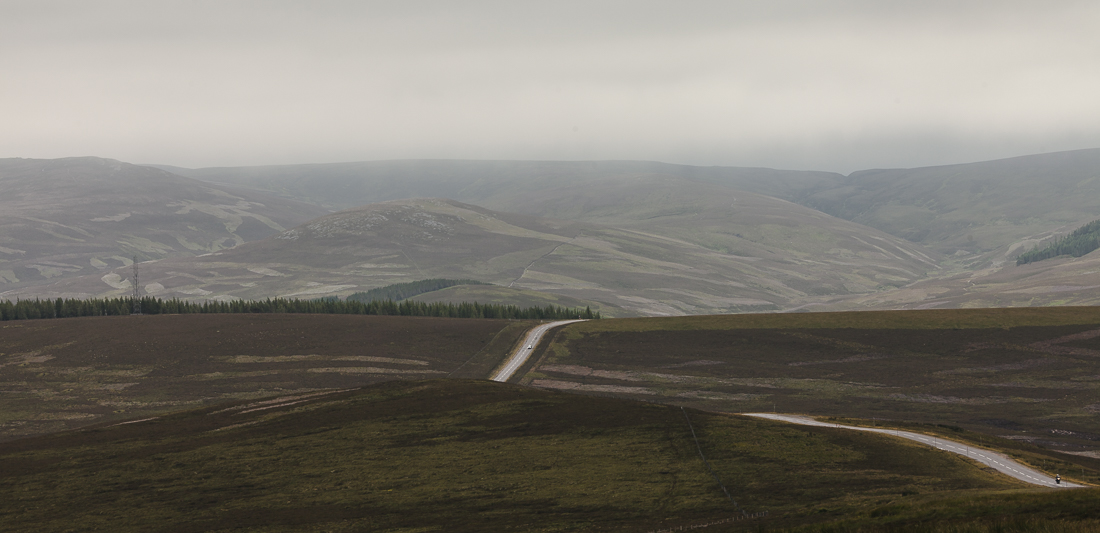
[3,197,939,316]
[7,148,1100,314]
[155,159,845,212]
[161,148,1100,263]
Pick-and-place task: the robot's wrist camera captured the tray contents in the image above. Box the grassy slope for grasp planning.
[0,314,529,441]
[0,379,1044,533]
[526,308,1100,474]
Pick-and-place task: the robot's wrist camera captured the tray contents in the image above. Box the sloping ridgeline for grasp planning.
[1017,219,1100,265]
[347,278,488,302]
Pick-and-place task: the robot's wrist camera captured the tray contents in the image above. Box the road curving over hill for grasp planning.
[745,413,1086,489]
[491,320,585,383]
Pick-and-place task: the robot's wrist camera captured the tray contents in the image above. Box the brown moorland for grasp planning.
[3,310,1100,530]
[0,379,1052,532]
[525,307,1100,483]
[0,313,531,441]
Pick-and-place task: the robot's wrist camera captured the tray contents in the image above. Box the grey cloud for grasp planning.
[2,1,1098,172]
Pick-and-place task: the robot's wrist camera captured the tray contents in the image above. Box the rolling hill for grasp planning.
[1,378,1065,532]
[0,157,328,295]
[3,196,941,316]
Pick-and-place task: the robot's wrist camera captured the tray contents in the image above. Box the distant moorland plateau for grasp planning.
[5,149,1100,315]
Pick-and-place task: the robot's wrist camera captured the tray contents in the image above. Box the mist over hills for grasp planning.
[163,148,1100,264]
[6,149,1100,314]
[157,159,844,212]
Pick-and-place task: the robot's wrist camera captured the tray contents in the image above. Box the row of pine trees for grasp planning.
[0,296,600,321]
[1016,219,1100,265]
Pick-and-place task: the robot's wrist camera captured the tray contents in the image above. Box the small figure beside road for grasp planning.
[1056,474,1061,485]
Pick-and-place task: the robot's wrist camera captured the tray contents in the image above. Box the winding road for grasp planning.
[488,320,1085,488]
[745,413,1084,488]
[490,320,585,382]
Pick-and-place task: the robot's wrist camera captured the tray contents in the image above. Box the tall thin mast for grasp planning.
[131,256,142,315]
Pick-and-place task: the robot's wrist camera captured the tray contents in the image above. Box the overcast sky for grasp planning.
[2,1,1099,173]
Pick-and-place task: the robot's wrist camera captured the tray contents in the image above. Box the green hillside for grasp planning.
[0,379,1062,532]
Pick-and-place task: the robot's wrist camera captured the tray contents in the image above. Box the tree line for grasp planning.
[1017,219,1100,265]
[0,296,600,322]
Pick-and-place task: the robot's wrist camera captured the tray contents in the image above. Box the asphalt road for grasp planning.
[490,320,585,382]
[745,413,1085,489]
